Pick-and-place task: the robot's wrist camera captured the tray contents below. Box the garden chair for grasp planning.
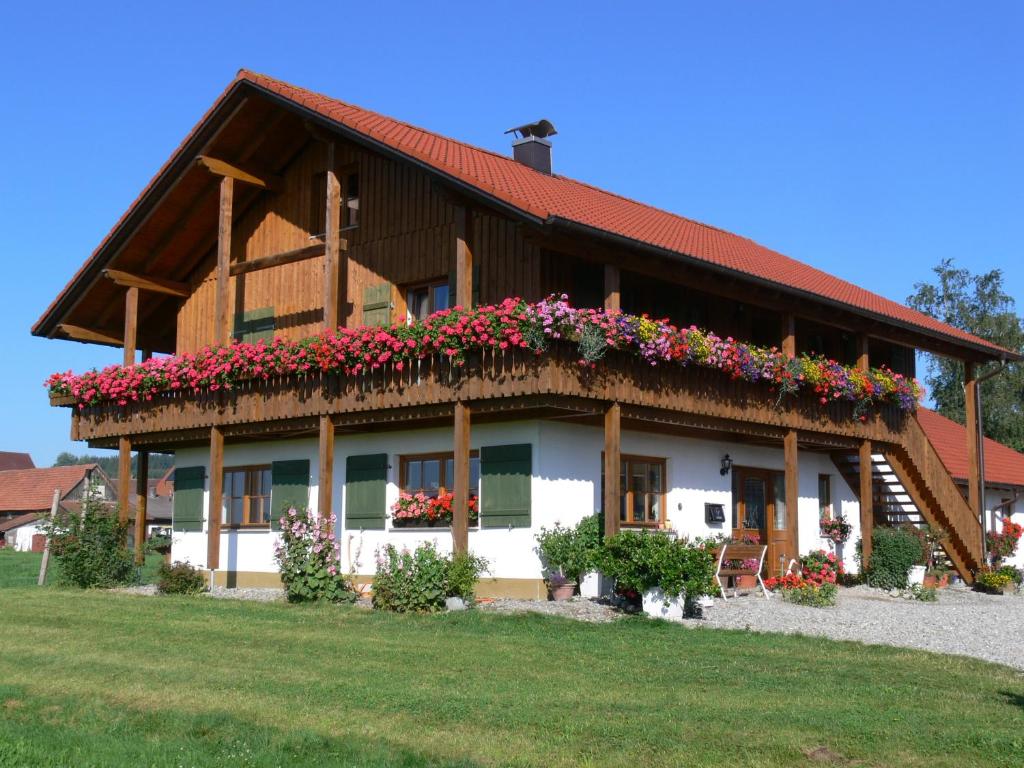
[714,542,769,600]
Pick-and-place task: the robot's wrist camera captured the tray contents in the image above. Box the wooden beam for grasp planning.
[604,264,620,312]
[134,451,148,565]
[214,176,233,345]
[118,437,132,526]
[103,269,189,298]
[123,286,138,366]
[207,426,224,571]
[455,206,474,308]
[452,401,471,553]
[196,155,282,190]
[859,439,873,569]
[318,415,335,534]
[784,429,799,557]
[603,402,621,538]
[59,324,122,346]
[229,244,327,277]
[857,334,870,372]
[964,361,981,521]
[323,143,342,328]
[781,312,796,358]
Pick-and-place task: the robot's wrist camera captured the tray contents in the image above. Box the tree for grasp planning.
[907,259,1024,452]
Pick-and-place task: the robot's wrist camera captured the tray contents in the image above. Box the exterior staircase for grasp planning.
[832,413,984,583]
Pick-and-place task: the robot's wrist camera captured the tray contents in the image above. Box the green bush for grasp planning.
[372,543,488,612]
[274,508,357,604]
[864,527,923,590]
[156,561,207,595]
[145,534,172,554]
[781,582,837,607]
[595,531,715,600]
[42,487,135,589]
[534,514,603,583]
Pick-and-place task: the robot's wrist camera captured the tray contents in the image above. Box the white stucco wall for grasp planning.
[987,488,1023,569]
[170,419,863,581]
[10,521,44,552]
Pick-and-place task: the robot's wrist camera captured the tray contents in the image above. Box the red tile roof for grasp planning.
[0,452,34,471]
[917,408,1024,487]
[33,70,1017,360]
[0,464,97,513]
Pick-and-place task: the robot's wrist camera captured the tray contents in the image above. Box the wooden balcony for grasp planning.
[57,342,909,449]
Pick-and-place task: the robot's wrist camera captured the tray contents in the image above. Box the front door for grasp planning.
[734,467,795,577]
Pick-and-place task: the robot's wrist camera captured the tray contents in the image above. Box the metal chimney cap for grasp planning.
[504,119,557,140]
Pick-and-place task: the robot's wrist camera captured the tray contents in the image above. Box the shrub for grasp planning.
[909,584,938,602]
[157,561,206,595]
[864,526,923,590]
[534,514,602,584]
[273,507,357,604]
[145,534,172,554]
[372,542,488,612]
[42,486,135,589]
[595,531,715,600]
[781,581,838,607]
[975,567,1017,593]
[801,549,843,585]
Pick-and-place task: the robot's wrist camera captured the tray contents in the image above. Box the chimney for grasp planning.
[505,119,557,174]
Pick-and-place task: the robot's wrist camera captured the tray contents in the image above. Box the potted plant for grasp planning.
[923,564,949,589]
[534,521,598,601]
[734,558,760,590]
[819,514,852,545]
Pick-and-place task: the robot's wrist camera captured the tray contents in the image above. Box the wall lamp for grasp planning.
[720,454,733,476]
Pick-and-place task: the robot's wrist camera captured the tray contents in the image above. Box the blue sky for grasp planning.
[1,2,1021,466]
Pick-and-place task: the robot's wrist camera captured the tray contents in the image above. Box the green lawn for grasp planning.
[1,590,1022,768]
[0,549,163,588]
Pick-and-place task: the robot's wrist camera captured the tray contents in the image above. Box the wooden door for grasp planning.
[734,468,795,576]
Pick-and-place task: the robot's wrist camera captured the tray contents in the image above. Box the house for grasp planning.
[32,70,1022,593]
[0,464,114,551]
[0,452,35,471]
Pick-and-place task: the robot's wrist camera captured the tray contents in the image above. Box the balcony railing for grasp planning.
[57,342,909,446]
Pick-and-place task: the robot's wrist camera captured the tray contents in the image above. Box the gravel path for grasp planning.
[682,585,1024,670]
[112,584,285,602]
[478,597,622,623]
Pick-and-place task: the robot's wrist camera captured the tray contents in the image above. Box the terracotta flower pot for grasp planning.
[734,574,758,590]
[923,573,949,589]
[548,582,577,601]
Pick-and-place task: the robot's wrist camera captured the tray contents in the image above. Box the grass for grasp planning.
[1,590,1023,768]
[0,549,163,588]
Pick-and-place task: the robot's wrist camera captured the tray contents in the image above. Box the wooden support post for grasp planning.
[117,437,132,525]
[123,286,138,366]
[604,264,620,311]
[964,361,981,520]
[455,206,474,308]
[134,451,148,565]
[452,401,471,554]
[214,176,234,345]
[856,336,872,569]
[318,415,335,532]
[207,426,224,572]
[323,143,342,328]
[859,439,873,569]
[781,312,796,358]
[603,402,621,538]
[784,429,799,554]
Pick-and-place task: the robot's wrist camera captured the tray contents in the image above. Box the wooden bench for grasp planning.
[714,542,769,600]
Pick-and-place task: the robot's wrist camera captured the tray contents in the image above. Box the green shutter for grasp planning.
[362,284,391,326]
[345,454,387,530]
[481,444,532,529]
[172,466,205,532]
[233,307,275,344]
[271,460,310,530]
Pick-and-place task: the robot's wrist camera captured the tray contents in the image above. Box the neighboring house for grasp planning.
[0,464,114,551]
[33,71,1022,593]
[145,467,174,537]
[0,452,34,471]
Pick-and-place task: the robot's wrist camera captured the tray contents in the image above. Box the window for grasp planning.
[406,281,450,322]
[400,451,479,498]
[309,169,360,237]
[602,455,666,527]
[222,466,272,527]
[818,474,832,522]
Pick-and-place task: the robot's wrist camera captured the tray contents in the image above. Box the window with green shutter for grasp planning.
[233,307,275,344]
[345,454,387,530]
[481,444,532,529]
[172,466,205,532]
[270,459,310,530]
[362,284,391,326]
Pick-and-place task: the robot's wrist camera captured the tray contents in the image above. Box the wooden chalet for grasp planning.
[33,70,1021,592]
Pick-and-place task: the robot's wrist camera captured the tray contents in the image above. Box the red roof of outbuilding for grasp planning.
[917,408,1024,488]
[0,452,34,471]
[0,464,97,513]
[33,70,1018,360]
